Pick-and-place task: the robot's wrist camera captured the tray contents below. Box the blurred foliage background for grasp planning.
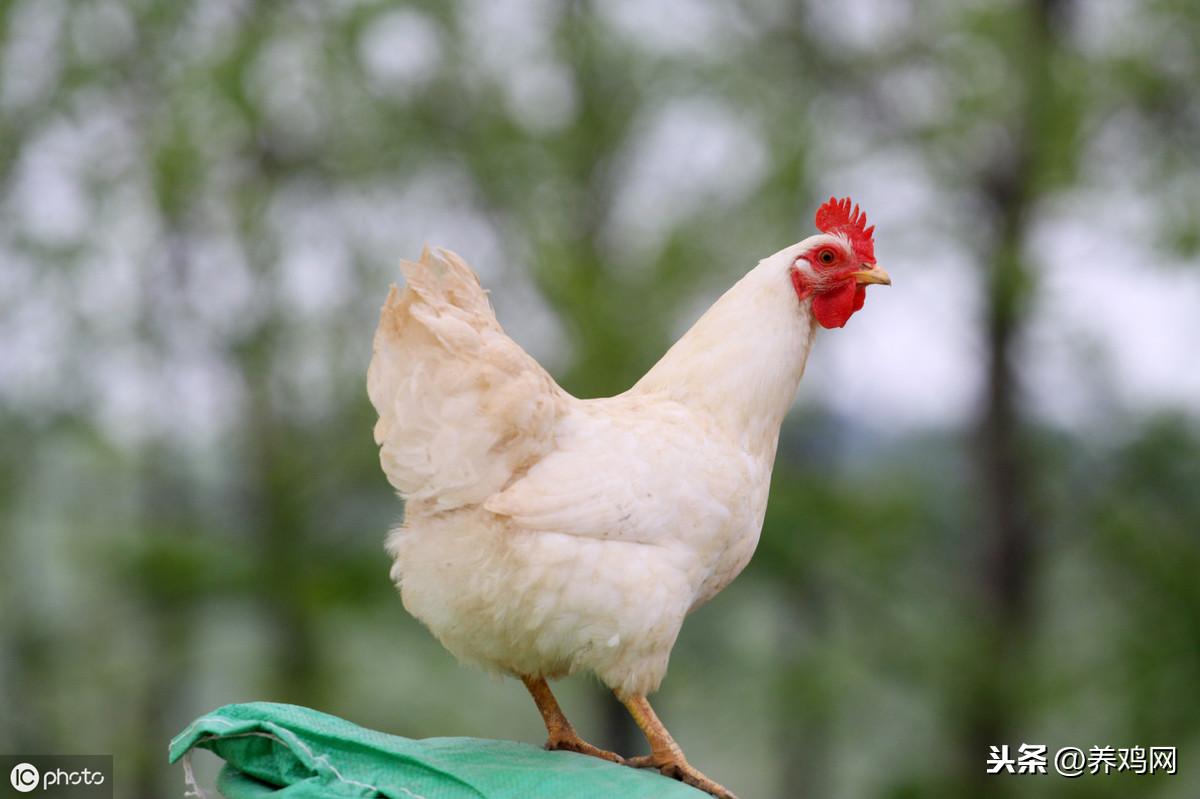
[1,0,1198,797]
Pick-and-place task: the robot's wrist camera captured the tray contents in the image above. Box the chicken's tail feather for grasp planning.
[368,247,564,513]
[399,247,494,322]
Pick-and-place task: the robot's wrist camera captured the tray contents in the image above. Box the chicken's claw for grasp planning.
[545,733,624,764]
[521,675,624,764]
[627,752,739,799]
[619,694,739,799]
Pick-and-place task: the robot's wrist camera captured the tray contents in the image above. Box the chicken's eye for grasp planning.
[817,248,836,265]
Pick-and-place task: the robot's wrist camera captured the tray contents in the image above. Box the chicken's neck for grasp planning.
[631,260,817,461]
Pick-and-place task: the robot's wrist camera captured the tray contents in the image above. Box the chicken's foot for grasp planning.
[620,693,739,799]
[520,675,623,763]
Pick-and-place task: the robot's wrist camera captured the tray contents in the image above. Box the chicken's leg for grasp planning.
[620,694,739,799]
[520,675,623,763]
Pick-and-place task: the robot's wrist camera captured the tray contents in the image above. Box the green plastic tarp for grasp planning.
[169,702,708,798]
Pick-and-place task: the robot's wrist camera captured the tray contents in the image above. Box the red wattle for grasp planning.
[812,280,861,329]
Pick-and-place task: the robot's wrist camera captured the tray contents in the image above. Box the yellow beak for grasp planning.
[853,264,891,286]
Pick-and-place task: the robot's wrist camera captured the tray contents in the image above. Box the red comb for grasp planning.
[815,197,875,263]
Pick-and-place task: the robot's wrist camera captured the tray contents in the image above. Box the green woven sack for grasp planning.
[170,702,707,798]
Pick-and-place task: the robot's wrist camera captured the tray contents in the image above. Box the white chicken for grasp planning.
[368,198,889,798]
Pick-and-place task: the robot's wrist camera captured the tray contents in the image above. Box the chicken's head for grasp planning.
[790,197,890,329]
